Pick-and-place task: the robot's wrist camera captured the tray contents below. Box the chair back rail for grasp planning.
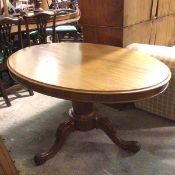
[0,17,33,107]
[50,1,79,42]
[23,11,56,46]
[0,17,22,60]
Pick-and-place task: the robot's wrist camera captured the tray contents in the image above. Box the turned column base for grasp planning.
[34,101,140,165]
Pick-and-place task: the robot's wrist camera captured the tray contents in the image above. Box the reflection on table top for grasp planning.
[7,43,171,103]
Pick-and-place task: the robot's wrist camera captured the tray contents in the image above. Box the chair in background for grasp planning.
[23,11,56,46]
[50,0,79,42]
[0,17,33,107]
[56,24,78,42]
[51,0,72,9]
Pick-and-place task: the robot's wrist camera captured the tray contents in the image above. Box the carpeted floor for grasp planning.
[1,91,175,175]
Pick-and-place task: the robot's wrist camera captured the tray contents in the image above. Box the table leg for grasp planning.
[34,120,75,165]
[96,117,140,153]
[34,101,140,166]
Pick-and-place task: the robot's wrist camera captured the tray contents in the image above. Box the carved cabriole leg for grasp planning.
[34,101,140,166]
[96,117,141,153]
[34,102,97,166]
[34,120,75,165]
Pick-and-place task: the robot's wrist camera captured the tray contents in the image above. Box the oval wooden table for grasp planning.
[7,43,171,165]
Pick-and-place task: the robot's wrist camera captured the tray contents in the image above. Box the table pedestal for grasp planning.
[34,101,141,165]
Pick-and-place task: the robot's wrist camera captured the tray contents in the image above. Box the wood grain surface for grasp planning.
[0,137,18,175]
[79,0,175,47]
[7,43,171,103]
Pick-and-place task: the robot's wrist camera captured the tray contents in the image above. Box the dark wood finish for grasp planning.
[23,11,56,46]
[0,137,18,175]
[11,15,80,33]
[0,17,22,106]
[7,43,171,165]
[79,0,124,27]
[79,0,175,47]
[0,17,33,106]
[0,17,22,57]
[34,102,140,165]
[34,118,75,165]
[0,80,11,106]
[82,25,123,47]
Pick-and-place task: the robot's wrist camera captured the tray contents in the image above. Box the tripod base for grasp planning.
[34,101,140,165]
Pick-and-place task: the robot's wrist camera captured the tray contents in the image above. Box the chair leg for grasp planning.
[28,89,34,96]
[56,33,61,42]
[0,80,11,107]
[73,31,78,42]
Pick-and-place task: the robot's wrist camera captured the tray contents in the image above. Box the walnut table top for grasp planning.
[7,43,171,103]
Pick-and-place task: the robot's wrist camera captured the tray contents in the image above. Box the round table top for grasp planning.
[7,43,171,103]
